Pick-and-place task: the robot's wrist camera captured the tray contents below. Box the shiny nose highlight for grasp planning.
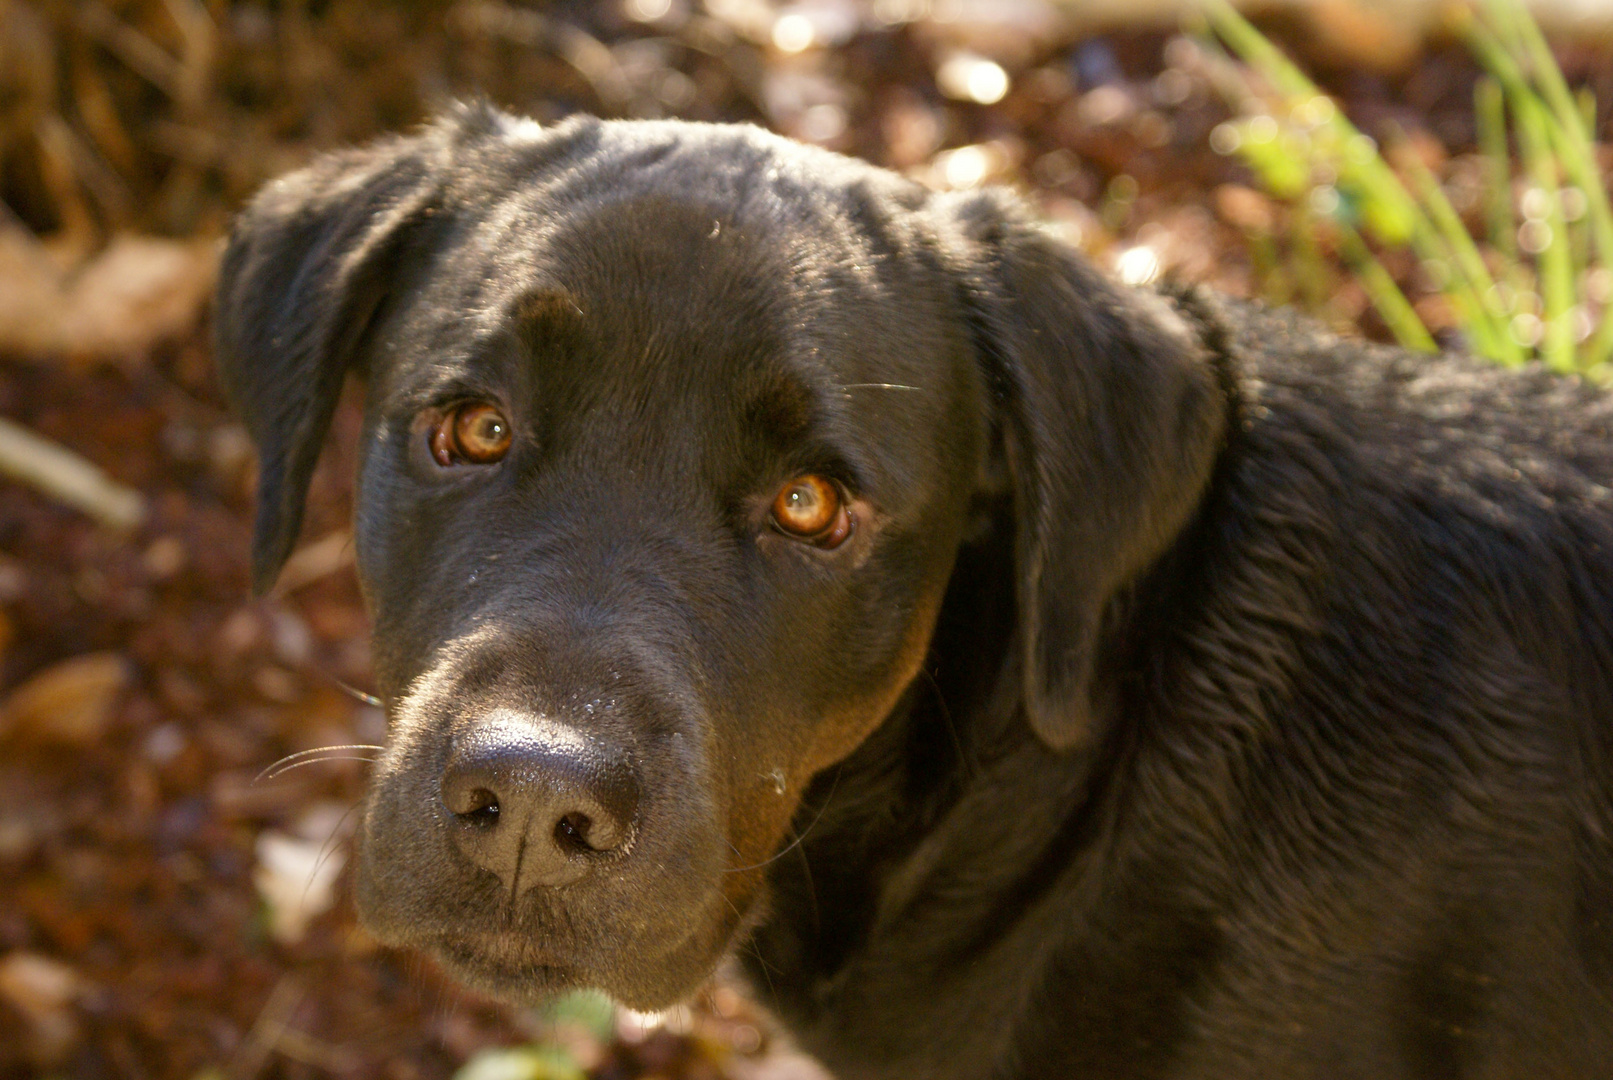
[439,711,639,892]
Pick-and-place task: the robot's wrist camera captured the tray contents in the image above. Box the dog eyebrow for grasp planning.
[743,372,816,439]
[511,288,596,380]
[515,289,589,334]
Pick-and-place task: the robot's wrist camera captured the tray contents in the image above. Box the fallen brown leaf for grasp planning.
[0,651,130,746]
[0,951,82,1065]
[0,228,217,366]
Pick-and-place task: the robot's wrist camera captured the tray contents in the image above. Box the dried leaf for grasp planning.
[0,651,130,746]
[0,416,147,531]
[0,229,217,366]
[0,951,81,1064]
[0,952,79,1022]
[252,803,353,944]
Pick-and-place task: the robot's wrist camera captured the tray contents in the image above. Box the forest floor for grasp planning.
[1,2,1610,1078]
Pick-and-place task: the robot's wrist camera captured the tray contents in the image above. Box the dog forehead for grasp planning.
[370,121,978,483]
[423,118,936,326]
[530,201,967,455]
[413,167,942,367]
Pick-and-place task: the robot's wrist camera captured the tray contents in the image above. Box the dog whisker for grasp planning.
[735,921,779,1002]
[334,679,384,707]
[303,800,364,907]
[255,756,383,783]
[255,744,386,784]
[919,665,972,778]
[837,382,924,392]
[724,766,842,874]
[794,839,821,939]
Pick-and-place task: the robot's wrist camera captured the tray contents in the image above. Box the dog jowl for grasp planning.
[218,105,1613,1080]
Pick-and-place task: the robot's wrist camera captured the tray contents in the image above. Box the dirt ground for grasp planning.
[1,2,1609,1078]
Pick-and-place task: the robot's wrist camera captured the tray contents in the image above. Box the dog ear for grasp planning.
[940,191,1228,752]
[214,123,458,595]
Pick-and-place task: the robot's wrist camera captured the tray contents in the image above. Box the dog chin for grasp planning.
[422,932,601,1004]
[395,897,752,1011]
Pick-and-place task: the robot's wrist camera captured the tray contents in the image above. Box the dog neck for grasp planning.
[738,304,1248,1073]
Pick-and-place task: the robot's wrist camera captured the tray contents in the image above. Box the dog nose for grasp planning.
[440,712,638,891]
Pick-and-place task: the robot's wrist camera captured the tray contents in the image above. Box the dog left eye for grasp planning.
[771,475,853,548]
[430,403,512,466]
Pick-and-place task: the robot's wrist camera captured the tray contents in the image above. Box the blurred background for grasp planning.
[0,1,1610,1078]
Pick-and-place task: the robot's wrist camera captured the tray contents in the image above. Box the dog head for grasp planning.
[216,105,1224,1008]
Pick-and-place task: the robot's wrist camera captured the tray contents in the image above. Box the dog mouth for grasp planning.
[397,880,763,1008]
[355,681,764,1007]
[426,931,580,995]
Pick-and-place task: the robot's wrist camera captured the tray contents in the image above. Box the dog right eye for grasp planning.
[770,474,853,548]
[429,403,513,467]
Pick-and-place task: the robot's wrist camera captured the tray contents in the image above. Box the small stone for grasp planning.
[252,665,302,704]
[1215,184,1277,234]
[141,536,187,580]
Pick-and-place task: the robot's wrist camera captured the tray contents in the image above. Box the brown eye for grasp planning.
[770,475,853,548]
[430,403,512,466]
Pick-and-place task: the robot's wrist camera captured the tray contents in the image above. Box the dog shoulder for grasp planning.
[1196,295,1613,532]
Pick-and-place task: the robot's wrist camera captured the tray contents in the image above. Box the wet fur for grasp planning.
[216,105,1613,1079]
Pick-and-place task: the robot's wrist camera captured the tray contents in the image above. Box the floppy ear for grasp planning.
[215,123,457,595]
[940,192,1229,751]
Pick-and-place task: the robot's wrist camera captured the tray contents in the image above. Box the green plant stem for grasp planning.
[1204,0,1612,368]
[1199,0,1314,99]
[1203,0,1422,245]
[1292,200,1333,311]
[1247,228,1291,305]
[1335,224,1438,352]
[1513,92,1577,370]
[1392,131,1521,362]
[1466,6,1613,365]
[1475,78,1517,264]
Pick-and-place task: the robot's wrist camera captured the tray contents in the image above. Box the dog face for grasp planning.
[216,107,1225,1009]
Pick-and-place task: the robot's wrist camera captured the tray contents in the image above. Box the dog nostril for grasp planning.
[555,812,594,854]
[439,712,640,891]
[458,788,500,827]
[444,779,501,819]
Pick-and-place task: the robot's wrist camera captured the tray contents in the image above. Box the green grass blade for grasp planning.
[1495,0,1592,142]
[1335,223,1438,352]
[1291,198,1334,312]
[1202,0,1438,346]
[1391,131,1521,362]
[1475,77,1517,262]
[1467,5,1613,366]
[1500,0,1609,365]
[1513,92,1577,370]
[1393,139,1516,364]
[1204,0,1424,246]
[1200,0,1317,100]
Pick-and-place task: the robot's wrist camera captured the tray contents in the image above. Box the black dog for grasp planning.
[215,104,1613,1078]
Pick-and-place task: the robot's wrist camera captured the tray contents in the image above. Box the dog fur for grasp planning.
[215,105,1613,1079]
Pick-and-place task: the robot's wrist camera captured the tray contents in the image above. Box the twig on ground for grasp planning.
[228,975,306,1080]
[0,416,145,531]
[274,529,356,593]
